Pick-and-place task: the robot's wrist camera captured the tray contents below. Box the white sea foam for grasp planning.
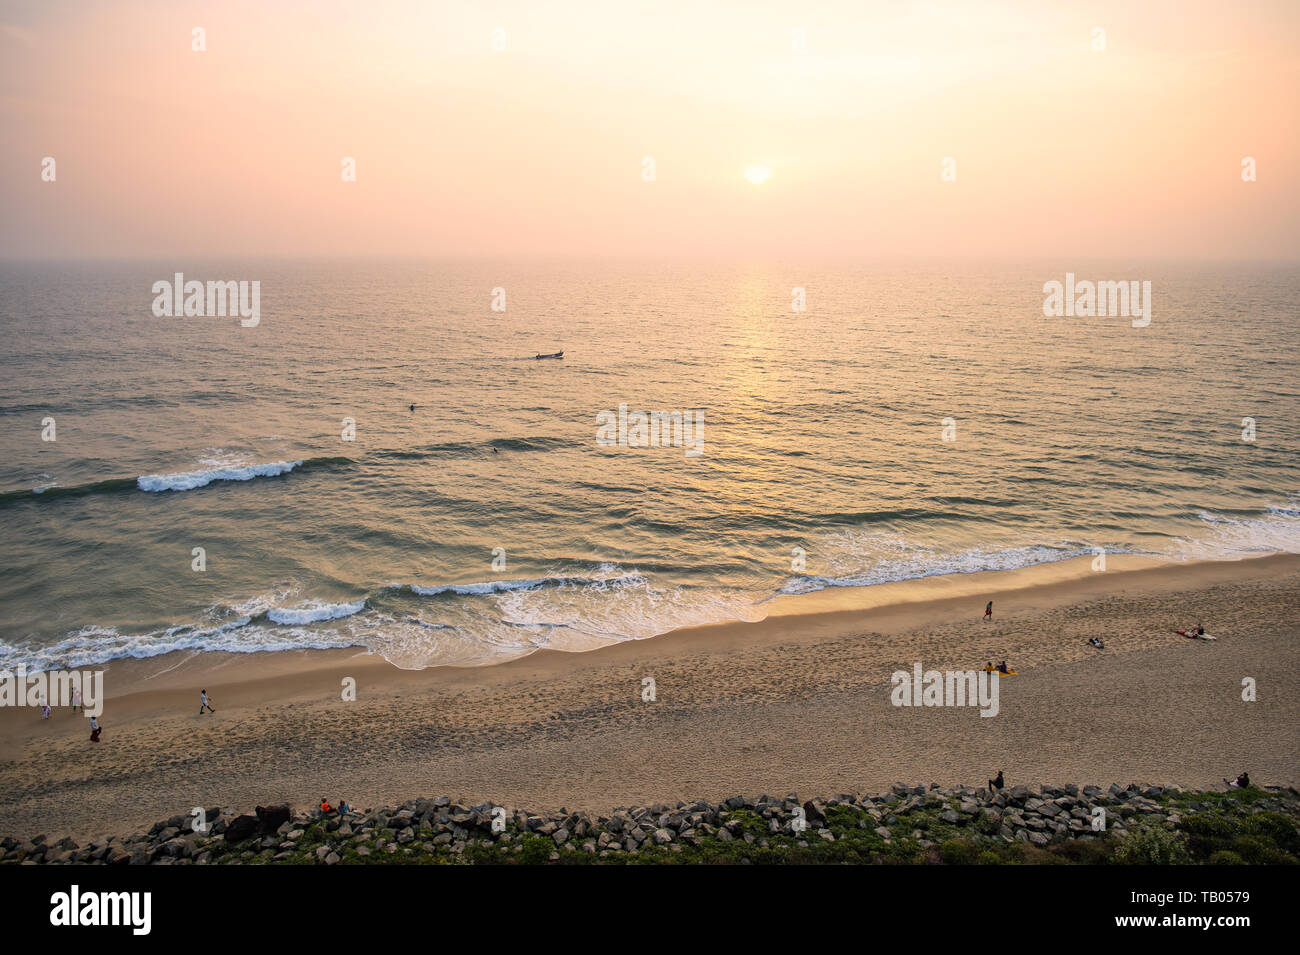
[1170,502,1300,560]
[0,620,359,673]
[266,599,365,625]
[137,460,304,492]
[777,534,1094,596]
[407,571,641,597]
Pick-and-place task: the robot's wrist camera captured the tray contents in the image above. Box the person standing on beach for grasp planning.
[89,715,101,742]
[983,600,993,621]
[199,689,215,715]
[72,686,81,714]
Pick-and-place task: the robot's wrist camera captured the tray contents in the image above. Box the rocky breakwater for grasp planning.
[4,783,1297,865]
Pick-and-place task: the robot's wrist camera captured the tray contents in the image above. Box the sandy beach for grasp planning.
[2,554,1298,843]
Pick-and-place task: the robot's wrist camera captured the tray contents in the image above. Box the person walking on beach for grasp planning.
[983,600,993,621]
[199,689,215,715]
[89,715,102,742]
[988,770,1004,794]
[71,686,81,714]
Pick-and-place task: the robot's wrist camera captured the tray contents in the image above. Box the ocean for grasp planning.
[2,259,1297,671]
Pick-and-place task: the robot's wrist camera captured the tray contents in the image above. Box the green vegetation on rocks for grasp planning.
[4,783,1297,865]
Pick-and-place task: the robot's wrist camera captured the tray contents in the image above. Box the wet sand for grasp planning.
[1,554,1297,842]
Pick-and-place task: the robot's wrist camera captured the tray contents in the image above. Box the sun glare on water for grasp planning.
[743,164,772,185]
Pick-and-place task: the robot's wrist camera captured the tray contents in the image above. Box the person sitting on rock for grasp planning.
[1224,772,1250,789]
[988,770,1004,794]
[320,798,333,814]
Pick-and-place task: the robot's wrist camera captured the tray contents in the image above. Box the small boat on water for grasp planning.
[534,351,563,360]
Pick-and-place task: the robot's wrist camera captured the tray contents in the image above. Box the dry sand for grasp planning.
[1,554,1297,842]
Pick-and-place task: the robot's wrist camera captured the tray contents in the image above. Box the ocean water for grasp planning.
[1,259,1298,671]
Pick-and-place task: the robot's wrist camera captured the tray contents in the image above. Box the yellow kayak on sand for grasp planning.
[984,666,1018,676]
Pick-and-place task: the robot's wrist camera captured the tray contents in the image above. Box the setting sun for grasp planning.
[743,164,772,185]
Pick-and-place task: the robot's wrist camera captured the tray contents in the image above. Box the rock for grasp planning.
[801,800,827,826]
[224,815,258,843]
[255,804,291,834]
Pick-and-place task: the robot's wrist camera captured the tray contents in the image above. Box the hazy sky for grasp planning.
[2,0,1297,260]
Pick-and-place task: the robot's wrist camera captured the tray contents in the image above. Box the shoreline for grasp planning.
[19,551,1297,698]
[1,552,1297,841]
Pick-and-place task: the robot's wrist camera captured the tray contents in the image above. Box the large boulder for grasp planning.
[256,804,291,833]
[224,814,258,843]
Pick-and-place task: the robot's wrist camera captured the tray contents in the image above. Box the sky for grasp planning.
[1,0,1297,260]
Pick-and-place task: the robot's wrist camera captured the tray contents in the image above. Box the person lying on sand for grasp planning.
[1087,636,1105,649]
